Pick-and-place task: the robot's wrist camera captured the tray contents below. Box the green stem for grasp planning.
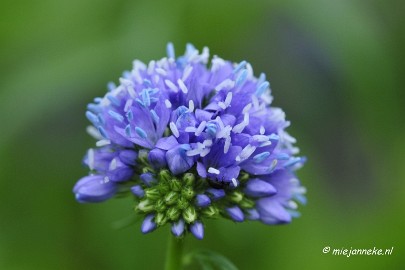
[164,234,184,270]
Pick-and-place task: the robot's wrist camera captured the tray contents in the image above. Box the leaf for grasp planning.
[183,249,238,270]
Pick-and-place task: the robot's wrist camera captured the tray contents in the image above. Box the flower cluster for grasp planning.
[73,43,306,239]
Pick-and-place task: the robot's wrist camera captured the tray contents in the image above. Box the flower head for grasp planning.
[74,43,306,239]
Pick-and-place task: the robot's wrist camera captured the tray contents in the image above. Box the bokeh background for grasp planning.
[1,0,404,269]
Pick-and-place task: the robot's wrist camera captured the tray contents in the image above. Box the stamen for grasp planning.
[195,121,206,136]
[147,60,155,75]
[242,103,252,114]
[125,124,132,137]
[188,100,194,112]
[215,79,235,91]
[96,139,111,147]
[177,79,188,94]
[86,126,102,140]
[155,68,167,76]
[86,111,99,125]
[253,152,270,163]
[141,89,151,107]
[260,126,265,135]
[165,79,178,92]
[107,94,120,106]
[233,60,247,74]
[135,127,148,139]
[166,42,175,59]
[235,69,248,87]
[231,178,238,187]
[208,167,220,175]
[224,137,231,154]
[124,99,133,112]
[97,126,108,139]
[143,79,152,87]
[182,65,193,81]
[165,99,172,108]
[88,149,95,170]
[170,122,179,138]
[108,110,124,122]
[126,110,133,121]
[256,81,270,96]
[150,109,160,125]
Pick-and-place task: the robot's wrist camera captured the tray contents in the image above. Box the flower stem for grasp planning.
[164,234,184,270]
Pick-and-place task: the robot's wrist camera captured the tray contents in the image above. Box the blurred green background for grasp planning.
[1,0,404,269]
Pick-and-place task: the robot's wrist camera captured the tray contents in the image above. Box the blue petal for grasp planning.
[73,175,117,203]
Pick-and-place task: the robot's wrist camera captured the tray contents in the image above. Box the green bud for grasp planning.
[202,205,219,218]
[138,199,154,212]
[155,212,168,226]
[181,186,195,200]
[169,179,182,192]
[183,173,195,186]
[164,191,179,205]
[145,188,161,201]
[177,196,189,210]
[154,199,167,212]
[229,191,243,203]
[183,206,197,223]
[239,171,250,182]
[166,207,181,221]
[159,170,171,182]
[142,167,154,174]
[157,183,170,194]
[239,198,255,209]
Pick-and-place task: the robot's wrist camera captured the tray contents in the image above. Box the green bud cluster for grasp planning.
[133,168,257,228]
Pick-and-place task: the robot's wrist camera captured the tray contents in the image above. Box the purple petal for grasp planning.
[73,175,117,203]
[244,178,277,197]
[155,136,178,150]
[196,162,207,178]
[257,198,292,224]
[118,150,138,166]
[148,148,167,169]
[166,144,194,175]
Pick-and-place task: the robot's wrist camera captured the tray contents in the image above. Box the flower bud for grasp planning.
[171,219,185,237]
[202,206,219,218]
[138,199,154,212]
[140,173,157,186]
[164,191,179,205]
[131,185,144,198]
[183,173,195,186]
[190,221,204,240]
[182,206,197,223]
[169,179,182,192]
[177,196,189,210]
[206,188,225,200]
[145,188,161,201]
[155,212,168,226]
[154,199,167,212]
[141,214,156,234]
[239,197,255,209]
[167,207,181,221]
[195,194,211,208]
[228,191,243,203]
[181,186,195,200]
[159,170,172,182]
[226,206,244,222]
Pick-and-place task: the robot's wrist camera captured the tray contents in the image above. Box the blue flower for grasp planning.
[73,43,306,239]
